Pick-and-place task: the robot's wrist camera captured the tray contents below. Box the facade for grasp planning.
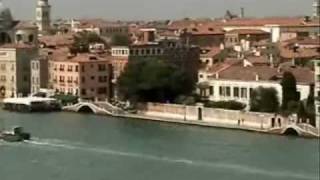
[198,63,314,109]
[224,29,270,48]
[71,19,129,40]
[49,53,113,101]
[36,0,51,34]
[31,56,49,94]
[315,60,320,130]
[0,45,38,98]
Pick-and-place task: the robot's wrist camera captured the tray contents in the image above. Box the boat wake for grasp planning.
[2,138,317,180]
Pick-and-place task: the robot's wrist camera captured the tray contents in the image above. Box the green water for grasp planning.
[0,110,319,180]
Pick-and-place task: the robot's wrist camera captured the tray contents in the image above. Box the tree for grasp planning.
[281,72,299,110]
[250,87,279,113]
[111,34,130,46]
[205,101,246,110]
[117,59,195,103]
[70,32,106,53]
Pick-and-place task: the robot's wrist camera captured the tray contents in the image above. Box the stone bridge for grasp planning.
[63,101,122,115]
[269,123,320,138]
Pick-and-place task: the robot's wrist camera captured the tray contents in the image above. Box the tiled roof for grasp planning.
[280,47,320,59]
[200,47,222,58]
[210,64,314,84]
[0,43,36,49]
[39,34,75,47]
[226,29,270,35]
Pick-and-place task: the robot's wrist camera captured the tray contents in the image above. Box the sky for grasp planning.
[4,0,315,20]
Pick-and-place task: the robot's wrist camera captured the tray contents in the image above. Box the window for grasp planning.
[59,65,65,71]
[98,76,108,83]
[91,76,95,80]
[241,88,247,98]
[1,64,6,70]
[234,87,239,97]
[81,89,87,95]
[59,76,65,83]
[75,65,79,72]
[226,87,231,97]
[98,87,107,94]
[98,64,106,71]
[0,75,6,82]
[16,34,22,42]
[67,65,73,72]
[81,65,85,72]
[81,76,86,83]
[28,35,34,43]
[209,86,214,96]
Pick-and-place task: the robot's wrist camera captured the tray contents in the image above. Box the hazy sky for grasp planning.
[4,0,315,20]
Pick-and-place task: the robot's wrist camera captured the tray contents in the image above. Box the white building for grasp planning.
[314,60,320,131]
[198,62,313,109]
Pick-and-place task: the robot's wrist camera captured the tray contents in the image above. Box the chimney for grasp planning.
[255,73,260,81]
[141,28,156,43]
[215,73,219,79]
[240,7,245,18]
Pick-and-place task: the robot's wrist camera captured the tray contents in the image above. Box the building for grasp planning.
[71,19,129,41]
[48,51,113,101]
[31,56,49,94]
[36,0,51,34]
[314,60,320,131]
[180,25,225,47]
[198,61,314,109]
[0,44,38,98]
[0,3,39,98]
[224,29,270,48]
[0,2,38,45]
[313,0,320,18]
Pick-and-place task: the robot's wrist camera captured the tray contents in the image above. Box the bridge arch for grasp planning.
[78,105,95,113]
[282,127,300,136]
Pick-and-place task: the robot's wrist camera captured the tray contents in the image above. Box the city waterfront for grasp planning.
[0,110,319,180]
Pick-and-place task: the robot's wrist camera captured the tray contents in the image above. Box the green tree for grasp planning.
[281,71,299,110]
[70,32,106,53]
[205,101,246,110]
[111,34,130,46]
[117,59,195,103]
[250,87,279,113]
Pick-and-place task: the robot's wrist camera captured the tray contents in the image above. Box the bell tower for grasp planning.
[36,0,51,34]
[313,0,320,18]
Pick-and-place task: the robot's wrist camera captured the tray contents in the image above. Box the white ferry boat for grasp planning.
[2,97,61,112]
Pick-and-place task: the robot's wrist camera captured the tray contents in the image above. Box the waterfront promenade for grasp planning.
[63,102,320,138]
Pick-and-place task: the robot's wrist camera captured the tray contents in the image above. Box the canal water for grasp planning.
[0,110,319,180]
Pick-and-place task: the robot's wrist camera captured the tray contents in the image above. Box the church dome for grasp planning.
[0,2,14,29]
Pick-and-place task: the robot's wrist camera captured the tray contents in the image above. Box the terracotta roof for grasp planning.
[226,29,270,35]
[14,21,38,29]
[284,37,320,47]
[280,47,320,59]
[39,34,75,47]
[184,25,225,35]
[211,65,314,84]
[222,17,316,27]
[200,47,222,58]
[77,19,128,29]
[0,43,36,49]
[49,48,110,63]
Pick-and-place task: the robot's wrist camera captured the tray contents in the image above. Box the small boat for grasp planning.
[0,127,31,142]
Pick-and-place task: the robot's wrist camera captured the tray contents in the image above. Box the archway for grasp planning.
[283,128,299,136]
[0,86,6,98]
[78,105,95,113]
[0,32,12,44]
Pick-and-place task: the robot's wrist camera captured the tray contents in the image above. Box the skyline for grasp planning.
[4,0,315,20]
